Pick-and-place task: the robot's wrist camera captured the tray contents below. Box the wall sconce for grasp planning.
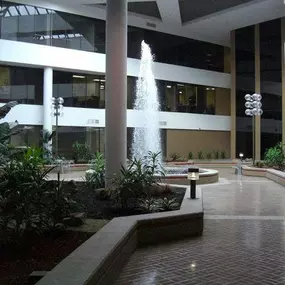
[188,168,199,199]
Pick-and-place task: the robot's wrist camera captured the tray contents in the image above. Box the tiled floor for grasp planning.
[115,169,285,285]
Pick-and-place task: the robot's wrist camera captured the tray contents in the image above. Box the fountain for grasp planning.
[131,41,219,185]
[131,40,161,162]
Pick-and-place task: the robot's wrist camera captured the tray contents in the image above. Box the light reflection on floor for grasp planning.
[115,170,285,285]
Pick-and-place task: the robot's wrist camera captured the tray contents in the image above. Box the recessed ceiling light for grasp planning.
[167,85,172,88]
[73,75,85,79]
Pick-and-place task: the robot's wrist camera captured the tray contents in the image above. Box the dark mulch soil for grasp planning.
[74,185,186,219]
[0,231,93,285]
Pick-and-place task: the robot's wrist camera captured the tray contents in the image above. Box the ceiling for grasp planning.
[17,0,285,46]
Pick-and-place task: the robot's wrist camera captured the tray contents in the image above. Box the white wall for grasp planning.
[0,104,231,131]
[0,39,231,88]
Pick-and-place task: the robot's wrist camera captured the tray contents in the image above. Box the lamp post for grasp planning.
[51,97,64,159]
[244,93,263,165]
[187,168,199,199]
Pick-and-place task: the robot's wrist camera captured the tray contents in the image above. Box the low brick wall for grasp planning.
[36,185,203,285]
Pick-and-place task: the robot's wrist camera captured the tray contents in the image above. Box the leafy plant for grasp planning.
[255,160,265,168]
[86,152,105,189]
[41,129,55,164]
[43,180,79,229]
[0,153,78,234]
[24,147,45,165]
[110,152,164,209]
[206,152,212,160]
[0,156,55,234]
[72,142,94,163]
[188,151,193,160]
[264,143,285,170]
[137,197,158,213]
[0,102,23,165]
[214,150,219,159]
[198,151,203,160]
[221,150,226,159]
[170,152,181,162]
[156,197,179,211]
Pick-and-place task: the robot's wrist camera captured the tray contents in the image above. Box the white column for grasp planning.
[105,0,127,184]
[43,67,53,151]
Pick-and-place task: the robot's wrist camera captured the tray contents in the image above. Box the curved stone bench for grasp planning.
[242,165,285,186]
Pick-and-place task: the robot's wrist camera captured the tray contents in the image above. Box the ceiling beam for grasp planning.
[156,0,181,26]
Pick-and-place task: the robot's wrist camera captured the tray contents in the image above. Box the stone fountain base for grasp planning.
[158,166,219,185]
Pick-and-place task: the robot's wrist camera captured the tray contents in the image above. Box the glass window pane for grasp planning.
[0,66,11,103]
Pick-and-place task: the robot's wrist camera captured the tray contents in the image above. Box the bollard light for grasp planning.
[187,169,199,180]
[188,168,199,199]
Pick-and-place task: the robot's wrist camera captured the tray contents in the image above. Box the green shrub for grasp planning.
[214,150,219,159]
[156,197,179,211]
[72,142,94,163]
[24,147,45,165]
[86,152,105,189]
[264,143,285,170]
[0,102,24,165]
[255,161,265,168]
[0,155,78,235]
[198,151,203,159]
[137,197,158,213]
[170,152,181,161]
[110,152,164,209]
[221,150,226,159]
[206,152,212,160]
[188,151,193,160]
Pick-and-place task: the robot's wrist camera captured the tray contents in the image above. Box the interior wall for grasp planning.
[215,88,230,116]
[167,129,230,159]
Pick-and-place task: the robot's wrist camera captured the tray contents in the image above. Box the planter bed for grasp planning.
[48,181,186,219]
[0,181,185,285]
[0,231,93,285]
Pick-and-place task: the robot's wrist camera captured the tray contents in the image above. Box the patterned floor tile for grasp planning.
[115,173,285,285]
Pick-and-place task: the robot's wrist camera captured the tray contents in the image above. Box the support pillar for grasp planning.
[43,67,53,151]
[281,18,285,146]
[255,24,261,161]
[105,0,127,184]
[230,31,236,160]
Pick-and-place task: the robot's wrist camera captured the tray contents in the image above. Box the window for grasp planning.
[0,1,227,72]
[0,65,43,104]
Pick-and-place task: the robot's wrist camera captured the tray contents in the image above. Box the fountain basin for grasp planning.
[157,166,219,185]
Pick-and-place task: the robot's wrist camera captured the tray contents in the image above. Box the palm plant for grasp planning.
[110,151,164,209]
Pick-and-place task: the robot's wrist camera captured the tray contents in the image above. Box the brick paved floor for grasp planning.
[115,171,285,285]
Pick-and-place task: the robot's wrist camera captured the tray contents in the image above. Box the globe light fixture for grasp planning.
[244,93,263,117]
[51,97,64,158]
[244,93,263,165]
